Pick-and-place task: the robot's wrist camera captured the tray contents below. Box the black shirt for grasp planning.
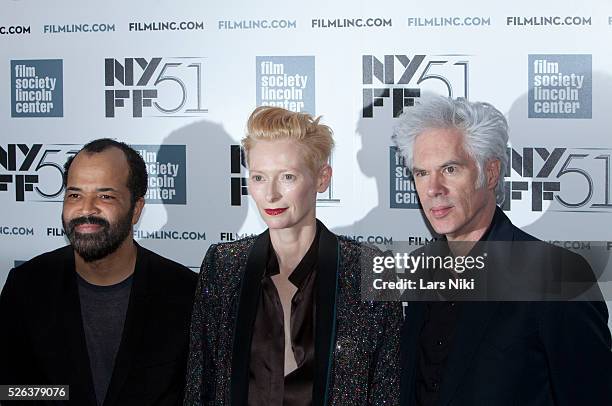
[415,300,460,405]
[415,222,495,406]
[248,230,319,406]
[77,273,132,406]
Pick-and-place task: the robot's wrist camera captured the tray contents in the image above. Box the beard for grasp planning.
[62,208,134,263]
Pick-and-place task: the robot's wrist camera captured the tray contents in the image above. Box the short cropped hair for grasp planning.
[392,95,509,205]
[63,138,148,206]
[242,106,334,173]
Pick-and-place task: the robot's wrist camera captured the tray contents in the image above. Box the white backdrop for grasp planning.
[1,0,611,331]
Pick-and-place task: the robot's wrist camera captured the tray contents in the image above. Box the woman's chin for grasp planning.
[264,220,292,230]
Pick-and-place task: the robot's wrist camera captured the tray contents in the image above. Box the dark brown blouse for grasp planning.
[247,231,319,406]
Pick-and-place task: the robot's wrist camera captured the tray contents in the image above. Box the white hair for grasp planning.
[392,95,509,205]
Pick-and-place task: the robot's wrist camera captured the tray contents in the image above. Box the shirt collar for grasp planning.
[265,224,321,289]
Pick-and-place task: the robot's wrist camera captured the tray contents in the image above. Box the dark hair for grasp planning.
[63,138,148,205]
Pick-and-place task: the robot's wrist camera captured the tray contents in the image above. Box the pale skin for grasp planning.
[247,138,331,375]
[412,128,500,255]
[62,148,144,286]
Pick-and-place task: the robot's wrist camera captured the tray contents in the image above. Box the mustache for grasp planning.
[67,216,110,230]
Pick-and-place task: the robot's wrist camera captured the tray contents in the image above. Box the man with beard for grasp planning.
[0,138,197,406]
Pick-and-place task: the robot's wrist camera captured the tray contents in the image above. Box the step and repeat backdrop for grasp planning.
[1,0,611,325]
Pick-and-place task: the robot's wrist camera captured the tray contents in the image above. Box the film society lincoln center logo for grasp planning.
[133,145,186,205]
[11,59,63,117]
[528,54,592,119]
[256,56,315,113]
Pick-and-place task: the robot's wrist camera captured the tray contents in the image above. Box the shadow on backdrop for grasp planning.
[136,119,248,270]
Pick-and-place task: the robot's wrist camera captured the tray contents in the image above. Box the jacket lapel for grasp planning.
[61,249,97,405]
[103,244,149,406]
[231,230,270,406]
[230,223,340,406]
[312,221,339,406]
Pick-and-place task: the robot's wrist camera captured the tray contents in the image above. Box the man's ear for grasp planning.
[131,197,145,225]
[486,159,501,190]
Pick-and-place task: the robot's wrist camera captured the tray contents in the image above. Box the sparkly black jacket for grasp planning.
[184,221,402,405]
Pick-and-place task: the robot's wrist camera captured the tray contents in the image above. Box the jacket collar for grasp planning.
[231,220,339,406]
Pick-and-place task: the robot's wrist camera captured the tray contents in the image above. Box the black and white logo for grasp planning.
[0,144,78,202]
[504,146,612,212]
[362,54,469,118]
[105,57,208,118]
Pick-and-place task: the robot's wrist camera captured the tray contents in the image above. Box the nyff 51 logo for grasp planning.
[362,54,469,118]
[504,146,612,212]
[0,144,79,202]
[105,57,208,118]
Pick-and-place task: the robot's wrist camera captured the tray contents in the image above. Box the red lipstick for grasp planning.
[264,208,287,216]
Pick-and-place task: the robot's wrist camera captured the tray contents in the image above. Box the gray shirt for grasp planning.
[77,273,133,406]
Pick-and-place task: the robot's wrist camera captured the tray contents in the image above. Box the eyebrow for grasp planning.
[65,186,118,192]
[248,168,299,174]
[412,160,465,173]
[440,160,465,168]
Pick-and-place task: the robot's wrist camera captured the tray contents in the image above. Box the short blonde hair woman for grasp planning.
[185,106,402,405]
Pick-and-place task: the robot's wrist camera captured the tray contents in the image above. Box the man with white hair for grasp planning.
[393,95,611,405]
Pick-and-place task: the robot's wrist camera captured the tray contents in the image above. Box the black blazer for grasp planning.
[400,207,612,405]
[184,221,402,405]
[0,242,197,406]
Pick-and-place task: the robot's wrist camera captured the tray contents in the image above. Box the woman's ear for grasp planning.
[317,164,332,193]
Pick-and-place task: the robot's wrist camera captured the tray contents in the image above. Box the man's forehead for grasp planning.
[72,147,127,168]
[68,148,129,183]
[416,127,464,145]
[413,129,469,165]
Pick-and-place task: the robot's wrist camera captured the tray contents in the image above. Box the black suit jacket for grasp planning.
[400,207,612,405]
[0,242,197,406]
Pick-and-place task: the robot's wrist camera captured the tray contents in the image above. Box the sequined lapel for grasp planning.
[313,221,339,406]
[399,302,426,406]
[230,224,339,406]
[231,230,270,406]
